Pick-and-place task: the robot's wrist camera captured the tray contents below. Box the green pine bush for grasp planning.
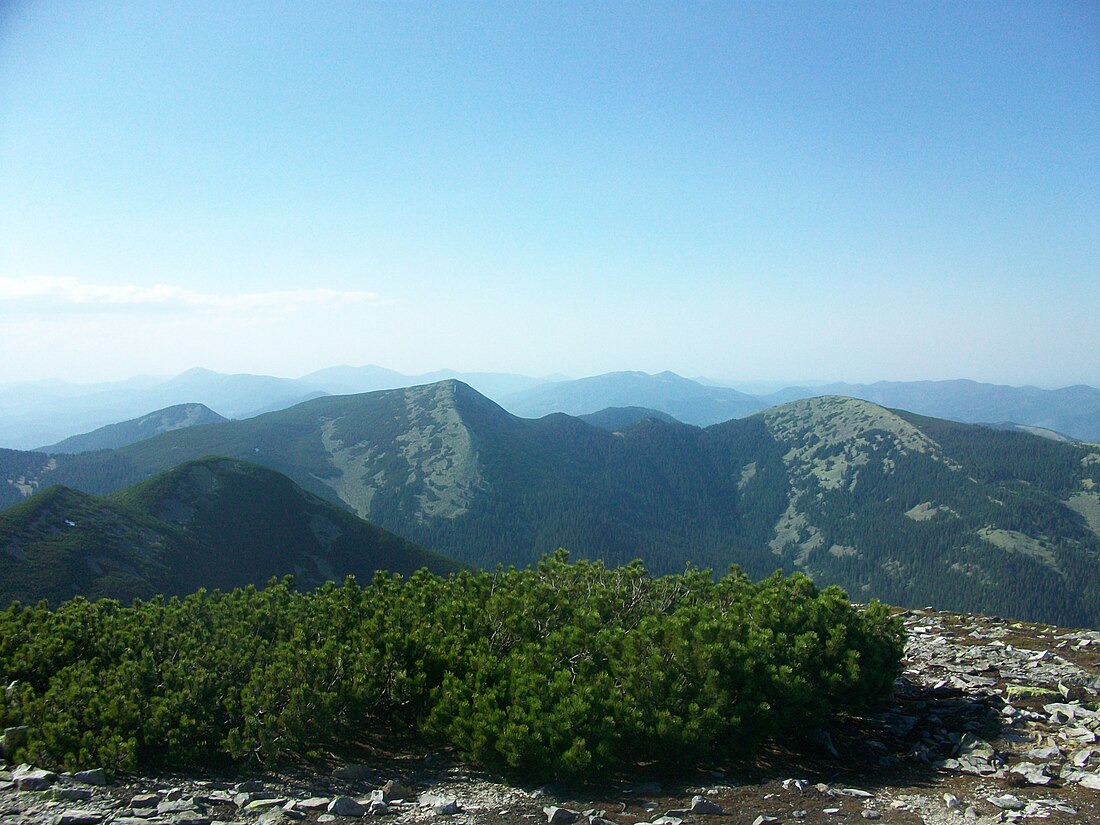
[0,553,904,779]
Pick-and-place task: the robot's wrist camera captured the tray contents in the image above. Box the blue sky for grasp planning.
[1,1,1097,386]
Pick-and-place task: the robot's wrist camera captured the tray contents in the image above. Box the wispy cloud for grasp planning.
[0,276,381,313]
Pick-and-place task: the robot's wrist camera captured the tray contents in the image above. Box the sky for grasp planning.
[1,1,1098,388]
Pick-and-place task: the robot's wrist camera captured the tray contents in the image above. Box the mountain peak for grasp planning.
[40,402,228,454]
[764,395,941,451]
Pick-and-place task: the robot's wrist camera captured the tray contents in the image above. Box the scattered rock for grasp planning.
[327,796,366,816]
[544,806,579,824]
[689,795,723,814]
[1080,773,1100,791]
[434,798,462,815]
[157,797,200,814]
[381,778,413,802]
[52,811,103,825]
[12,765,57,791]
[71,768,106,786]
[988,793,1027,810]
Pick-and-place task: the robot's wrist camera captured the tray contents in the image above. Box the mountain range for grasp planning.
[0,366,554,450]
[0,456,458,607]
[3,367,1099,451]
[2,380,1098,626]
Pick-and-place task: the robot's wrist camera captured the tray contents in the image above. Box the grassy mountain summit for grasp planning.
[0,456,459,606]
[2,382,1098,625]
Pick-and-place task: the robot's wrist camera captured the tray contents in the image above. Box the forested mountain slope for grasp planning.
[2,382,1098,625]
[0,456,458,606]
[38,403,229,454]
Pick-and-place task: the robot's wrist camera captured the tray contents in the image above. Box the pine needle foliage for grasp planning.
[0,552,903,779]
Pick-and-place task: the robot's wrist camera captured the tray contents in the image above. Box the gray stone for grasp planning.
[1044,702,1100,720]
[380,779,411,802]
[752,817,779,825]
[1073,747,1097,767]
[544,807,578,824]
[689,796,722,814]
[72,768,106,786]
[236,790,280,808]
[433,799,462,816]
[327,796,366,817]
[235,780,265,793]
[1080,773,1100,791]
[1026,745,1062,760]
[12,765,57,791]
[988,794,1026,810]
[246,797,288,810]
[861,812,881,821]
[130,792,161,807]
[1010,762,1051,785]
[158,798,200,814]
[298,797,331,811]
[52,811,103,825]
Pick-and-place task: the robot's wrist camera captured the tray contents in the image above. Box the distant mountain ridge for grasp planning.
[0,456,459,606]
[2,381,1098,626]
[754,379,1100,443]
[4,366,1098,449]
[500,370,766,425]
[39,403,229,454]
[502,373,1100,442]
[0,365,560,450]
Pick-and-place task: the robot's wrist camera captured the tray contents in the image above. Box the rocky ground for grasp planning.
[2,608,1099,825]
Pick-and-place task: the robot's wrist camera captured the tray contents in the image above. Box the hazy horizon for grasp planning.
[1,362,1096,396]
[2,3,1098,387]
